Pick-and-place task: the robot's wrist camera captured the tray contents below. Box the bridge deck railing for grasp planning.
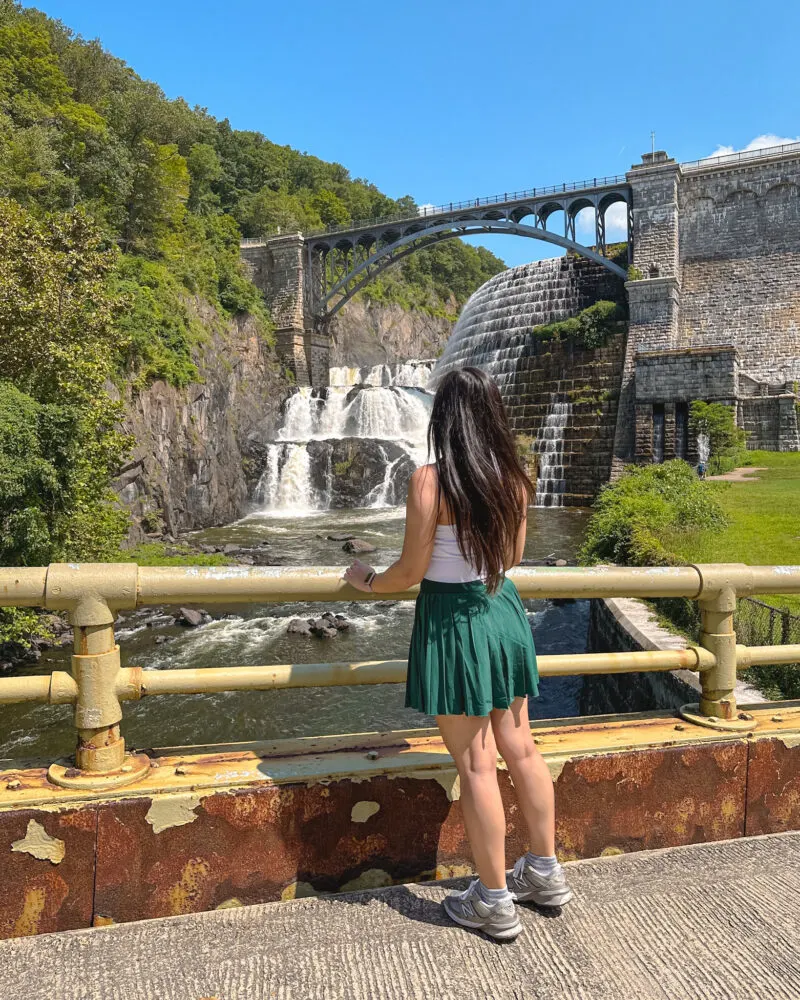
[1,562,799,789]
[297,174,630,239]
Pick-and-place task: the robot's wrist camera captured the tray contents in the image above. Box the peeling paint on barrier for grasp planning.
[351,801,380,823]
[777,734,800,749]
[145,793,203,833]
[339,868,393,892]
[281,881,318,901]
[14,888,47,936]
[11,820,65,864]
[400,768,461,801]
[547,756,569,782]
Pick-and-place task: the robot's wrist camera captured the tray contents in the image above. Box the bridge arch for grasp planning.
[311,218,629,320]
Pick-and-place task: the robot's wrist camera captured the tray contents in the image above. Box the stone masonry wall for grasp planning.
[506,329,628,504]
[739,396,800,452]
[635,346,738,402]
[678,156,800,382]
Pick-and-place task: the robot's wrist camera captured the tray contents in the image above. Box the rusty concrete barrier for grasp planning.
[0,703,798,938]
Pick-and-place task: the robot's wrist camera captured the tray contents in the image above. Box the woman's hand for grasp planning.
[343,559,375,592]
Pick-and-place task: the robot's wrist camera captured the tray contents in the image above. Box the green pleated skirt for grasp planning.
[405,576,539,717]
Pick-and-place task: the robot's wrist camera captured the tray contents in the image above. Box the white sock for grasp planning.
[477,880,514,905]
[525,852,559,876]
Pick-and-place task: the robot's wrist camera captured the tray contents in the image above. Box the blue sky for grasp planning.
[35,0,800,268]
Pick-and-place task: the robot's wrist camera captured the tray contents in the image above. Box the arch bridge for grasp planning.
[304,176,632,320]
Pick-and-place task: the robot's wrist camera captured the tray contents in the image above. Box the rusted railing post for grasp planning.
[44,564,149,789]
[681,566,754,732]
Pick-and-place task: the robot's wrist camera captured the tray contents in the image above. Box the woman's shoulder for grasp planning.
[408,464,439,504]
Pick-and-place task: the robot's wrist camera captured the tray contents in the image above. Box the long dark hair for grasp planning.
[428,367,534,592]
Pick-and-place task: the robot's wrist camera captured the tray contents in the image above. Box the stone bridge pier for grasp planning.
[240,234,328,388]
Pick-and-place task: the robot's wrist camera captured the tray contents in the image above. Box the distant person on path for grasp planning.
[697,461,707,478]
[345,367,571,941]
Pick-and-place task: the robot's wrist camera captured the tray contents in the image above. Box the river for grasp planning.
[0,505,590,762]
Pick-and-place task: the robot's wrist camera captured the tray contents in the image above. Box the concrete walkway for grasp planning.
[2,833,799,1000]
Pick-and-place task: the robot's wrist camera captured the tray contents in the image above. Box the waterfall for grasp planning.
[534,397,572,507]
[329,361,434,389]
[697,432,710,464]
[256,443,316,512]
[257,362,434,513]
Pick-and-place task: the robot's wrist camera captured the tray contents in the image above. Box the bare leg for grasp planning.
[490,697,555,857]
[436,713,507,888]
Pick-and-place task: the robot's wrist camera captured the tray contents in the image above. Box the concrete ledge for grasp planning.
[0,703,797,938]
[2,832,799,999]
[588,596,766,709]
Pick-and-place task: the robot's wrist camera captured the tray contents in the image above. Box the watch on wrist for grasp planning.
[364,570,376,590]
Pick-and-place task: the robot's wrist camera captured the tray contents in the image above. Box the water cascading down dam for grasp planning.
[432,255,627,506]
[257,362,433,512]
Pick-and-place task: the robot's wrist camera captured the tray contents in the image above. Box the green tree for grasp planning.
[0,199,130,562]
[309,187,350,227]
[122,141,189,250]
[187,141,221,215]
[690,401,747,474]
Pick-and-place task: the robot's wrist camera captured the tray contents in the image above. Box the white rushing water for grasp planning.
[534,398,572,507]
[697,432,710,464]
[257,362,434,514]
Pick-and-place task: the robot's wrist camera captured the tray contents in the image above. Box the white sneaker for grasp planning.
[442,880,522,941]
[507,856,573,907]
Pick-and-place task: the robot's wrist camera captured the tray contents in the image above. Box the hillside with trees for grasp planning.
[0,0,504,570]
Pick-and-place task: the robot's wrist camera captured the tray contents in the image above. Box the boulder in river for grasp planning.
[327,533,356,542]
[177,607,205,627]
[287,619,312,636]
[309,619,338,638]
[342,538,376,555]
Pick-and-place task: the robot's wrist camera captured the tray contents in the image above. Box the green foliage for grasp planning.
[0,605,51,648]
[690,401,747,474]
[118,542,228,566]
[0,201,131,566]
[0,0,494,376]
[627,265,644,281]
[333,459,353,477]
[580,460,728,566]
[531,300,625,350]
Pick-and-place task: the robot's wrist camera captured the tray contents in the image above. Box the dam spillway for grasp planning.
[433,256,627,505]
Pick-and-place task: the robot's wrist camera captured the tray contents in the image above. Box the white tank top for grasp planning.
[424,523,483,583]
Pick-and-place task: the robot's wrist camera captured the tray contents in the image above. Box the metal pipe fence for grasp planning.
[1,562,799,788]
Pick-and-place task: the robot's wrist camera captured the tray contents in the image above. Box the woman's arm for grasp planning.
[510,506,528,567]
[504,488,529,570]
[344,465,438,593]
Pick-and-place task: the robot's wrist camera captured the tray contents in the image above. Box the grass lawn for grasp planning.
[664,451,800,615]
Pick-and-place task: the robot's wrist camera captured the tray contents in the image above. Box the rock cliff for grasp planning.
[328,298,454,367]
[115,306,291,541]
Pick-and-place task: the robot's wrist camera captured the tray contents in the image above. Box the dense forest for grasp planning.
[0,0,504,604]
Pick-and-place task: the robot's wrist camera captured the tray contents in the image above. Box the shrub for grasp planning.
[580,460,728,566]
[531,300,626,350]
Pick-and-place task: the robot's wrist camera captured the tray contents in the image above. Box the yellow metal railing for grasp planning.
[1,561,800,789]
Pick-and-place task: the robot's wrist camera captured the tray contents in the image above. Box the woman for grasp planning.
[344,366,571,942]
